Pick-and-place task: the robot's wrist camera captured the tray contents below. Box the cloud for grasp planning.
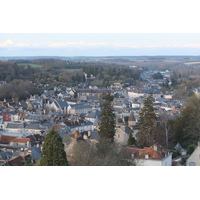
[1,38,200,51]
[49,41,108,48]
[15,43,31,47]
[0,39,14,47]
[48,41,200,49]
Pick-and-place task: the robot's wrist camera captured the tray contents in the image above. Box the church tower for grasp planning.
[128,110,136,127]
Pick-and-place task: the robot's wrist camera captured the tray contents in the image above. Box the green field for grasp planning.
[17,63,42,68]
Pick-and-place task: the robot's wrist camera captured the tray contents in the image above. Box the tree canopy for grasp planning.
[40,129,68,166]
[98,93,116,142]
[172,95,200,147]
[136,94,158,147]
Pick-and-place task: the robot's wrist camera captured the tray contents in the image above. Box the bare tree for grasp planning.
[68,139,130,166]
[159,111,172,148]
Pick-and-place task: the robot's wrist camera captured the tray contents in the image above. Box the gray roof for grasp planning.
[75,89,111,93]
[128,110,136,121]
[70,104,92,110]
[85,110,101,119]
[6,122,44,130]
[6,123,20,129]
[54,99,68,109]
[89,131,100,140]
[25,124,40,129]
[1,111,16,115]
[0,152,12,160]
[31,147,41,161]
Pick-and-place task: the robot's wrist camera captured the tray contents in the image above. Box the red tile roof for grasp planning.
[8,156,25,166]
[0,135,18,144]
[126,143,170,160]
[10,137,30,144]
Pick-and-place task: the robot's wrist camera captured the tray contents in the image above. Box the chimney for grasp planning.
[20,150,25,158]
[153,144,157,151]
[83,134,88,140]
[88,130,91,137]
[74,130,79,139]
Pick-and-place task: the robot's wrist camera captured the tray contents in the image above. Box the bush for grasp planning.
[172,151,178,159]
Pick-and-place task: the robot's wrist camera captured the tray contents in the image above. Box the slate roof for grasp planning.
[1,111,16,115]
[75,89,111,94]
[89,131,100,140]
[85,110,101,119]
[25,124,40,129]
[70,104,92,110]
[56,100,68,108]
[6,123,20,129]
[128,110,136,121]
[0,152,12,160]
[6,122,45,130]
[31,147,41,161]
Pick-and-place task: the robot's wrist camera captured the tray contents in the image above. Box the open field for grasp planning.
[65,68,82,72]
[17,63,42,68]
[184,62,200,65]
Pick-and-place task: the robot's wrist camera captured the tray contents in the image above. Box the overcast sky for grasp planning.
[1,33,200,57]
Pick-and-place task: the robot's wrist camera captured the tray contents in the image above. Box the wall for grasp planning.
[186,145,200,166]
[135,153,172,166]
[114,128,129,145]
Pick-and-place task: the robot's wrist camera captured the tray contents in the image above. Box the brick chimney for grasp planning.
[153,144,157,151]
[74,130,79,139]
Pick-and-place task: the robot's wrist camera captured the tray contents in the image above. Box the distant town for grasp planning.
[1,56,200,166]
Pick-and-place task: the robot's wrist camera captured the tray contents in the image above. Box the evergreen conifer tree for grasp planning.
[136,94,158,147]
[98,93,116,142]
[40,129,68,166]
[127,130,135,146]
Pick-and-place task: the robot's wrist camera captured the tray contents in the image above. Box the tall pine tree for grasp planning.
[40,129,68,166]
[98,93,116,142]
[127,130,135,146]
[136,94,158,147]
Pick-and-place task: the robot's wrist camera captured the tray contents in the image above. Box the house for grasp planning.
[1,111,18,122]
[85,109,101,126]
[9,137,31,148]
[131,101,141,109]
[63,118,94,133]
[126,143,172,166]
[186,142,200,166]
[4,122,46,135]
[0,135,18,145]
[193,88,200,97]
[114,126,131,145]
[174,142,187,156]
[73,88,111,99]
[51,99,68,114]
[68,104,92,114]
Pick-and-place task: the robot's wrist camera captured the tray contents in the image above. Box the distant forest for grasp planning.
[1,56,200,101]
[0,58,142,101]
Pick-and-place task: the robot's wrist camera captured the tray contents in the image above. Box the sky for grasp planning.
[1,33,200,57]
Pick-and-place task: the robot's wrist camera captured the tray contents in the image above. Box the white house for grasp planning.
[127,143,172,166]
[114,126,131,145]
[186,142,200,166]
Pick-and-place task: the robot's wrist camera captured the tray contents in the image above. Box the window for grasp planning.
[189,162,196,166]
